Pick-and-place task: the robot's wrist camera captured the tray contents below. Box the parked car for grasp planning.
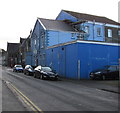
[24,65,34,76]
[34,66,58,80]
[34,65,42,78]
[90,65,119,80]
[13,65,23,72]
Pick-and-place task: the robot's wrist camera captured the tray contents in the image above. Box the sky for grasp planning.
[0,0,119,50]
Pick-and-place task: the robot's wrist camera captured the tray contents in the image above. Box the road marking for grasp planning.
[4,80,44,113]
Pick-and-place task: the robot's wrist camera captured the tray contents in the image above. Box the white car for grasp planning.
[13,65,23,72]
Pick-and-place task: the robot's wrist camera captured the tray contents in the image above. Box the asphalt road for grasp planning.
[2,67,119,112]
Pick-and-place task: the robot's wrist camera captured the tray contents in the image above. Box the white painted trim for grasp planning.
[88,21,104,25]
[37,18,46,30]
[88,21,120,28]
[76,40,120,46]
[105,24,119,28]
[47,40,120,50]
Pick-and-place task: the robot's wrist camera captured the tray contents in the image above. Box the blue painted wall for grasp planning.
[56,10,78,22]
[25,52,32,65]
[46,30,77,47]
[30,20,46,67]
[46,42,119,79]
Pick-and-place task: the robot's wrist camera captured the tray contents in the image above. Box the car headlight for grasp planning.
[95,72,101,74]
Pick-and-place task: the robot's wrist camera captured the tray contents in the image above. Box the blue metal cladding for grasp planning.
[46,42,119,79]
[65,44,78,79]
[77,42,119,79]
[46,43,78,79]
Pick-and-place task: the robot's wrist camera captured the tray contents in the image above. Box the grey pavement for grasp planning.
[2,80,28,111]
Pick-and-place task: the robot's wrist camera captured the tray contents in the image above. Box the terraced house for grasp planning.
[25,10,120,79]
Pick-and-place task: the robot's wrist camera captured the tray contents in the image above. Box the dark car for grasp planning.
[13,65,23,72]
[90,65,119,80]
[34,66,58,80]
[24,65,34,76]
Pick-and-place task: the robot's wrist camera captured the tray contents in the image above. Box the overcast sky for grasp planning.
[0,0,119,50]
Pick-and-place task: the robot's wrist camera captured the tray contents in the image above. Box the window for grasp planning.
[34,39,36,45]
[84,26,89,34]
[71,33,75,39]
[97,28,101,36]
[62,48,64,50]
[108,29,112,37]
[118,30,120,36]
[41,35,44,48]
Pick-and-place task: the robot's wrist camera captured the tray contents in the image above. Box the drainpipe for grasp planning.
[93,20,95,40]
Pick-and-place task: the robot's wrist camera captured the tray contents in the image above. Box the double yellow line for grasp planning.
[6,81,44,113]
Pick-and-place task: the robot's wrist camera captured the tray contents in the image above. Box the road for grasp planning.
[1,66,119,112]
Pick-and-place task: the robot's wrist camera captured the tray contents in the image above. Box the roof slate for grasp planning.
[38,18,76,32]
[63,10,119,25]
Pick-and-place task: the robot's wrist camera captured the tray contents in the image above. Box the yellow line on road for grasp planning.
[8,82,44,113]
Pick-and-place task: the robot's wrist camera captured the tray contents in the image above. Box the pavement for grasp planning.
[2,80,28,112]
[60,78,119,94]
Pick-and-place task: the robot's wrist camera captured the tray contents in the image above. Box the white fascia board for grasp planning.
[77,40,120,46]
[105,24,120,28]
[88,21,120,28]
[37,18,46,30]
[88,21,104,25]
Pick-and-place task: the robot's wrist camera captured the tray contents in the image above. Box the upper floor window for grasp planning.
[34,39,36,45]
[71,33,75,39]
[118,30,120,36]
[108,29,112,38]
[84,26,89,34]
[97,28,101,36]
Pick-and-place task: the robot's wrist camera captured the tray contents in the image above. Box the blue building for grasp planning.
[56,10,120,43]
[25,10,120,79]
[46,41,119,79]
[27,18,80,67]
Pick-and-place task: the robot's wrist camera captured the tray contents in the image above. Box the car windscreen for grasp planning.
[26,66,33,69]
[41,67,52,72]
[107,66,118,71]
[16,65,22,67]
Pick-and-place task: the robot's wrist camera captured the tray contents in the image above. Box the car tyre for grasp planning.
[34,73,36,78]
[102,75,105,80]
[40,75,44,80]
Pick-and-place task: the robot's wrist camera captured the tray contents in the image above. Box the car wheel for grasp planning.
[102,75,106,80]
[40,75,44,80]
[26,72,29,76]
[34,73,36,78]
[55,77,58,81]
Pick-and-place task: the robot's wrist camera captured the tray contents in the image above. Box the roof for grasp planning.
[38,18,76,32]
[20,38,26,44]
[7,43,20,54]
[63,10,119,25]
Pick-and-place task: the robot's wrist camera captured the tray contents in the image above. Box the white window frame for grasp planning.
[97,28,101,36]
[34,39,36,45]
[84,26,89,34]
[108,29,112,38]
[118,30,120,36]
